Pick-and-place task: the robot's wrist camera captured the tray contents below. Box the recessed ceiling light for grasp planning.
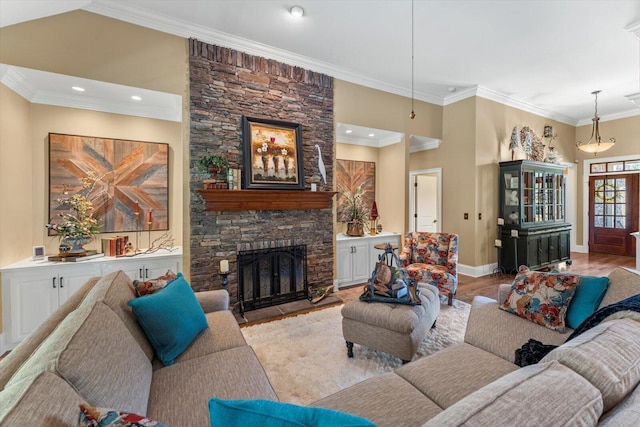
[448,87,457,93]
[131,95,142,101]
[290,6,304,18]
[72,86,85,92]
[368,133,375,137]
[345,130,353,134]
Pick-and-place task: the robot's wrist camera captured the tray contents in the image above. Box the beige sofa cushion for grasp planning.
[7,301,152,416]
[541,318,640,411]
[158,310,247,367]
[599,267,640,309]
[396,342,518,409]
[423,361,603,427]
[598,383,640,426]
[0,372,82,426]
[464,296,571,363]
[148,345,277,427]
[82,270,155,360]
[0,276,99,391]
[312,372,443,427]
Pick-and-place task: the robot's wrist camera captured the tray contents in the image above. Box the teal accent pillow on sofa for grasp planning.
[209,399,375,427]
[128,273,207,366]
[566,275,609,329]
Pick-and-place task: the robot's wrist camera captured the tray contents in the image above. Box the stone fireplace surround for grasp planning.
[189,39,335,305]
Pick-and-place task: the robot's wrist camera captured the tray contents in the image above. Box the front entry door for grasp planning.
[589,174,639,256]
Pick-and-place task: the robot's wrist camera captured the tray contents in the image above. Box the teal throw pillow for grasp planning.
[127,273,208,366]
[208,398,375,427]
[566,275,609,329]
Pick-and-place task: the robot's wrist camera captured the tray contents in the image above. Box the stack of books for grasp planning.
[101,236,129,257]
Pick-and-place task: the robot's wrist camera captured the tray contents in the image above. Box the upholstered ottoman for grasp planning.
[342,283,440,363]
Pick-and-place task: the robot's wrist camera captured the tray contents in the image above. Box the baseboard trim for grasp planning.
[459,263,497,278]
[573,245,588,253]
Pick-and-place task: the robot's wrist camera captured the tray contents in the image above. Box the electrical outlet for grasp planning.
[479,213,482,220]
[464,213,469,220]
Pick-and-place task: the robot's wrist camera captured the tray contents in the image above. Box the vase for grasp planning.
[61,236,91,256]
[346,222,364,237]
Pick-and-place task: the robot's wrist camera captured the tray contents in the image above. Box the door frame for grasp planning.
[582,154,640,254]
[408,168,442,232]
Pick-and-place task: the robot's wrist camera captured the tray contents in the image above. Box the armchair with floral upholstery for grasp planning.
[399,231,459,305]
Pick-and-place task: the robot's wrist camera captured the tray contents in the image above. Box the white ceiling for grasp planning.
[2,0,640,126]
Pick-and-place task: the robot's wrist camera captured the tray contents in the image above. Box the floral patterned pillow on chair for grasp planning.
[500,266,581,332]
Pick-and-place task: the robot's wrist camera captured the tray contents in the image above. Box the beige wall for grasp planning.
[473,98,577,266]
[0,10,189,265]
[0,85,32,267]
[411,97,477,266]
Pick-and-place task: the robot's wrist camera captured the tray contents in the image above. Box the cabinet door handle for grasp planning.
[139,268,143,278]
[52,277,57,288]
[60,277,64,288]
[145,268,149,279]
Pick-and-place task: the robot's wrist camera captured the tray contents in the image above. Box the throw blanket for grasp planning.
[515,293,640,367]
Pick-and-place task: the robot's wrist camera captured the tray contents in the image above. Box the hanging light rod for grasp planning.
[409,0,416,119]
[576,90,615,156]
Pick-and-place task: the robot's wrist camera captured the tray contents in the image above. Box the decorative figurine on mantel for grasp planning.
[509,126,519,160]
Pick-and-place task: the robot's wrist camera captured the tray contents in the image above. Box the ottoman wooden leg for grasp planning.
[346,341,354,358]
[448,292,454,306]
[431,319,437,329]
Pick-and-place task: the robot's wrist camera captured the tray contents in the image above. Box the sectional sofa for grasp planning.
[1,267,639,426]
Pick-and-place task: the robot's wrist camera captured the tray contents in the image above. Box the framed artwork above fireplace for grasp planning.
[242,116,304,190]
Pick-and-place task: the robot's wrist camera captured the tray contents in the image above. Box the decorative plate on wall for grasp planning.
[48,133,169,234]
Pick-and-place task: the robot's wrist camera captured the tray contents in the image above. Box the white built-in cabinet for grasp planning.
[336,232,402,288]
[0,248,182,351]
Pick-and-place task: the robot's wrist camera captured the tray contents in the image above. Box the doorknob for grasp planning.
[433,219,437,223]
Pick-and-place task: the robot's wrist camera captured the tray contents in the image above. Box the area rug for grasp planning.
[242,299,471,405]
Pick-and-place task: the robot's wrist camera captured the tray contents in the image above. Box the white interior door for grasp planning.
[415,174,439,232]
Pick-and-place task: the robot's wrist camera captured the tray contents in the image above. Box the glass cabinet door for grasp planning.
[503,169,520,225]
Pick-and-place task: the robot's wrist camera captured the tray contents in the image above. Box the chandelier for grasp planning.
[576,90,615,155]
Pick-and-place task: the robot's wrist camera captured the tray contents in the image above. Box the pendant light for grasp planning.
[576,90,615,155]
[409,0,416,119]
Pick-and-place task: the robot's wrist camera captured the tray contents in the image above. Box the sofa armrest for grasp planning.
[464,296,571,363]
[195,290,229,313]
[498,284,512,305]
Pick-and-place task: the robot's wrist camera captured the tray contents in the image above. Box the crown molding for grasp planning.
[0,65,38,100]
[1,63,182,122]
[409,135,441,153]
[83,1,636,127]
[626,22,640,38]
[576,108,640,127]
[83,0,444,106]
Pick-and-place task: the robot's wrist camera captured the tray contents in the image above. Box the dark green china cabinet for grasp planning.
[498,160,571,273]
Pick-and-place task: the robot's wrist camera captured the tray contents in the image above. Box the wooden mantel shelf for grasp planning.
[198,189,337,211]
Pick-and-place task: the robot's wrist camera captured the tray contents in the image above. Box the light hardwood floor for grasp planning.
[337,252,637,305]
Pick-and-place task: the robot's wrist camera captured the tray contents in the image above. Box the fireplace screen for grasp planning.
[237,244,308,314]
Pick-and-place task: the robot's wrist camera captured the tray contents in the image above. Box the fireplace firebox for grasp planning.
[237,243,308,315]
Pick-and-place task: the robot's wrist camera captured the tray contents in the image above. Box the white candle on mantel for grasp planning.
[220,259,229,273]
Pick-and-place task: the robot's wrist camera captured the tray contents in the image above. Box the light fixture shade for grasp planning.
[576,90,615,155]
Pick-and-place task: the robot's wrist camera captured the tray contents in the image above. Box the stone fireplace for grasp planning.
[189,39,335,306]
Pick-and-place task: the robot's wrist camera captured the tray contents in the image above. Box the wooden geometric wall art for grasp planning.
[336,159,376,222]
[48,133,169,234]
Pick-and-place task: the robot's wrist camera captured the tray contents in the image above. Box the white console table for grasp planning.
[335,232,402,288]
[0,247,182,351]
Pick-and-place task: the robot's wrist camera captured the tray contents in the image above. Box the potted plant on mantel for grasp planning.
[338,184,370,237]
[197,154,229,175]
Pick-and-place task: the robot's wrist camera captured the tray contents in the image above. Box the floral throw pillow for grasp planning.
[133,270,177,297]
[499,266,581,332]
[79,403,167,427]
